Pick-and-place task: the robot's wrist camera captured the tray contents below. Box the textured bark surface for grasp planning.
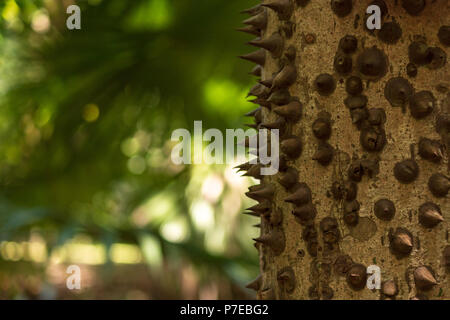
[241,0,449,300]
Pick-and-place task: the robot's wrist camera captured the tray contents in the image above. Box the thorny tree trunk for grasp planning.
[239,0,449,300]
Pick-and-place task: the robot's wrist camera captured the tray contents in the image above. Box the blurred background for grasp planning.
[0,0,260,299]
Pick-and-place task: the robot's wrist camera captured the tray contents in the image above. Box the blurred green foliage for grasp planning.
[0,0,261,299]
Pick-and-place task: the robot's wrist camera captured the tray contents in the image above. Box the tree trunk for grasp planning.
[240,0,449,300]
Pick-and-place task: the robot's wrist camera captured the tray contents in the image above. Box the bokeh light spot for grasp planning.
[127,156,146,175]
[82,104,100,122]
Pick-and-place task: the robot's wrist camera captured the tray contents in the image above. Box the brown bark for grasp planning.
[241,0,449,300]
